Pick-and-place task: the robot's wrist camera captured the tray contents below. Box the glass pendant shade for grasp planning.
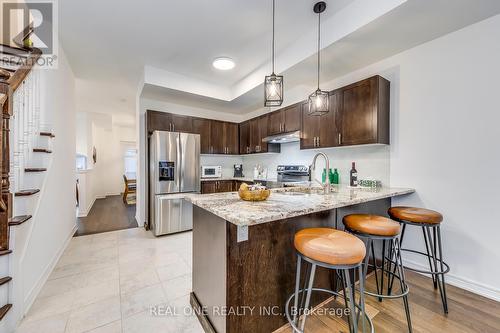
[264,73,284,107]
[308,88,329,115]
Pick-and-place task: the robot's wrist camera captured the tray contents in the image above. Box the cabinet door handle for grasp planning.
[313,137,317,147]
[338,133,342,145]
[317,137,320,147]
[172,123,175,132]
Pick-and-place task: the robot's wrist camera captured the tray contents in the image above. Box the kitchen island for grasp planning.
[187,185,414,333]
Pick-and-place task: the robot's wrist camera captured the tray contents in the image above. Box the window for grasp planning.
[124,148,137,174]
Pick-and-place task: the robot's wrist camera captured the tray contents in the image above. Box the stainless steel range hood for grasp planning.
[262,130,301,144]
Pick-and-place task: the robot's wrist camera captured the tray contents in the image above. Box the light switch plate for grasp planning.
[237,225,248,243]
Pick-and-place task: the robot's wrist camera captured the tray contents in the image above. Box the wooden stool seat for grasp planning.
[389,206,443,224]
[344,214,401,237]
[294,228,366,266]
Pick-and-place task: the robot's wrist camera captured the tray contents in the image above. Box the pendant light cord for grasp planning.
[317,10,321,90]
[272,0,275,74]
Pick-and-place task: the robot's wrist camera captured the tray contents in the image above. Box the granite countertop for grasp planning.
[186,185,415,226]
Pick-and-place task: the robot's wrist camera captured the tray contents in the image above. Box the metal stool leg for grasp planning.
[425,226,448,314]
[422,226,438,288]
[358,265,367,333]
[300,264,317,332]
[388,224,406,294]
[293,255,302,324]
[436,226,449,313]
[394,238,413,332]
[344,269,358,333]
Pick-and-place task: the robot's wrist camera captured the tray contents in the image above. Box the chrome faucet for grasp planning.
[310,152,331,194]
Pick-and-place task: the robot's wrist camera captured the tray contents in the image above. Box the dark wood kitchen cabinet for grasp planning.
[192,118,212,154]
[300,75,389,149]
[239,121,250,154]
[301,99,338,149]
[268,102,301,136]
[223,122,239,154]
[193,119,239,155]
[201,180,243,194]
[146,111,193,133]
[201,181,217,194]
[250,114,271,153]
[338,75,390,146]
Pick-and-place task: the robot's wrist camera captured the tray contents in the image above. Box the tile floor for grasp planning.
[16,228,204,333]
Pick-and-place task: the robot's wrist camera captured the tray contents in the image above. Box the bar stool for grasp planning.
[388,206,449,313]
[343,214,412,333]
[285,228,373,333]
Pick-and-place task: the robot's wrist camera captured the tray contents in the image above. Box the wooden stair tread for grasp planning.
[0,250,12,256]
[25,167,47,172]
[0,277,12,286]
[0,304,12,321]
[15,189,40,196]
[40,132,55,138]
[33,148,52,153]
[9,215,32,226]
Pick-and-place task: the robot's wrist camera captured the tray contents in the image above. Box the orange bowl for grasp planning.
[238,189,271,201]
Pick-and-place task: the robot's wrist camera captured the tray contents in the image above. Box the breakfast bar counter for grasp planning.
[187,185,415,333]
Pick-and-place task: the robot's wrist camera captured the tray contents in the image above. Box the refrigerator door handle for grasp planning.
[177,133,183,191]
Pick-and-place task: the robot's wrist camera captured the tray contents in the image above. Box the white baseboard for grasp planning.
[22,224,78,315]
[404,259,500,302]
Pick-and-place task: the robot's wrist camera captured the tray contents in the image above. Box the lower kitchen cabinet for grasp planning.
[201,180,254,194]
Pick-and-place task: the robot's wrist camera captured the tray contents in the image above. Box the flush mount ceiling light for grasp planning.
[264,0,284,107]
[212,57,235,70]
[308,1,329,116]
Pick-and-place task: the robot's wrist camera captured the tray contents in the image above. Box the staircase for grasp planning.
[1,44,51,331]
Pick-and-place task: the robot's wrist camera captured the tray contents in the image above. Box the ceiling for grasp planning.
[60,0,500,116]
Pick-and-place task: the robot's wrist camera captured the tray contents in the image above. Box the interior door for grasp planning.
[179,133,200,193]
[151,131,179,194]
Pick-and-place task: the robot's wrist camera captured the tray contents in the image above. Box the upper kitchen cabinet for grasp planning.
[267,102,302,136]
[300,75,390,149]
[209,120,225,154]
[170,114,193,133]
[239,121,250,154]
[146,110,193,133]
[338,75,390,146]
[192,118,212,154]
[222,122,239,154]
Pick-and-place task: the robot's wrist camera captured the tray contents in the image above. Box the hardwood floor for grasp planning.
[275,271,500,333]
[75,195,138,236]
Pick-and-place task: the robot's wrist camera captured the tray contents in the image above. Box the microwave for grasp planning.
[201,165,222,178]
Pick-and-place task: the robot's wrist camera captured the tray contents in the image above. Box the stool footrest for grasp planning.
[400,248,450,275]
[285,287,374,333]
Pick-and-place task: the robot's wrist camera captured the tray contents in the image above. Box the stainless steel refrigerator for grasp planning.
[149,131,200,236]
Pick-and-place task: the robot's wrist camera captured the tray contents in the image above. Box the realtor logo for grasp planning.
[2,0,58,68]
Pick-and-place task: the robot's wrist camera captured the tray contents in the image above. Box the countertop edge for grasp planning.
[188,187,415,227]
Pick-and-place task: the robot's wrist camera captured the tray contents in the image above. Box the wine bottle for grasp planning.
[350,162,358,187]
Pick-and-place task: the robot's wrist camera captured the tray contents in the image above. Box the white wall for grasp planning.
[12,46,77,329]
[318,14,500,300]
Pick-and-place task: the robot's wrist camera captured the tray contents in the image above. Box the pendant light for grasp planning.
[308,1,329,116]
[264,0,284,107]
